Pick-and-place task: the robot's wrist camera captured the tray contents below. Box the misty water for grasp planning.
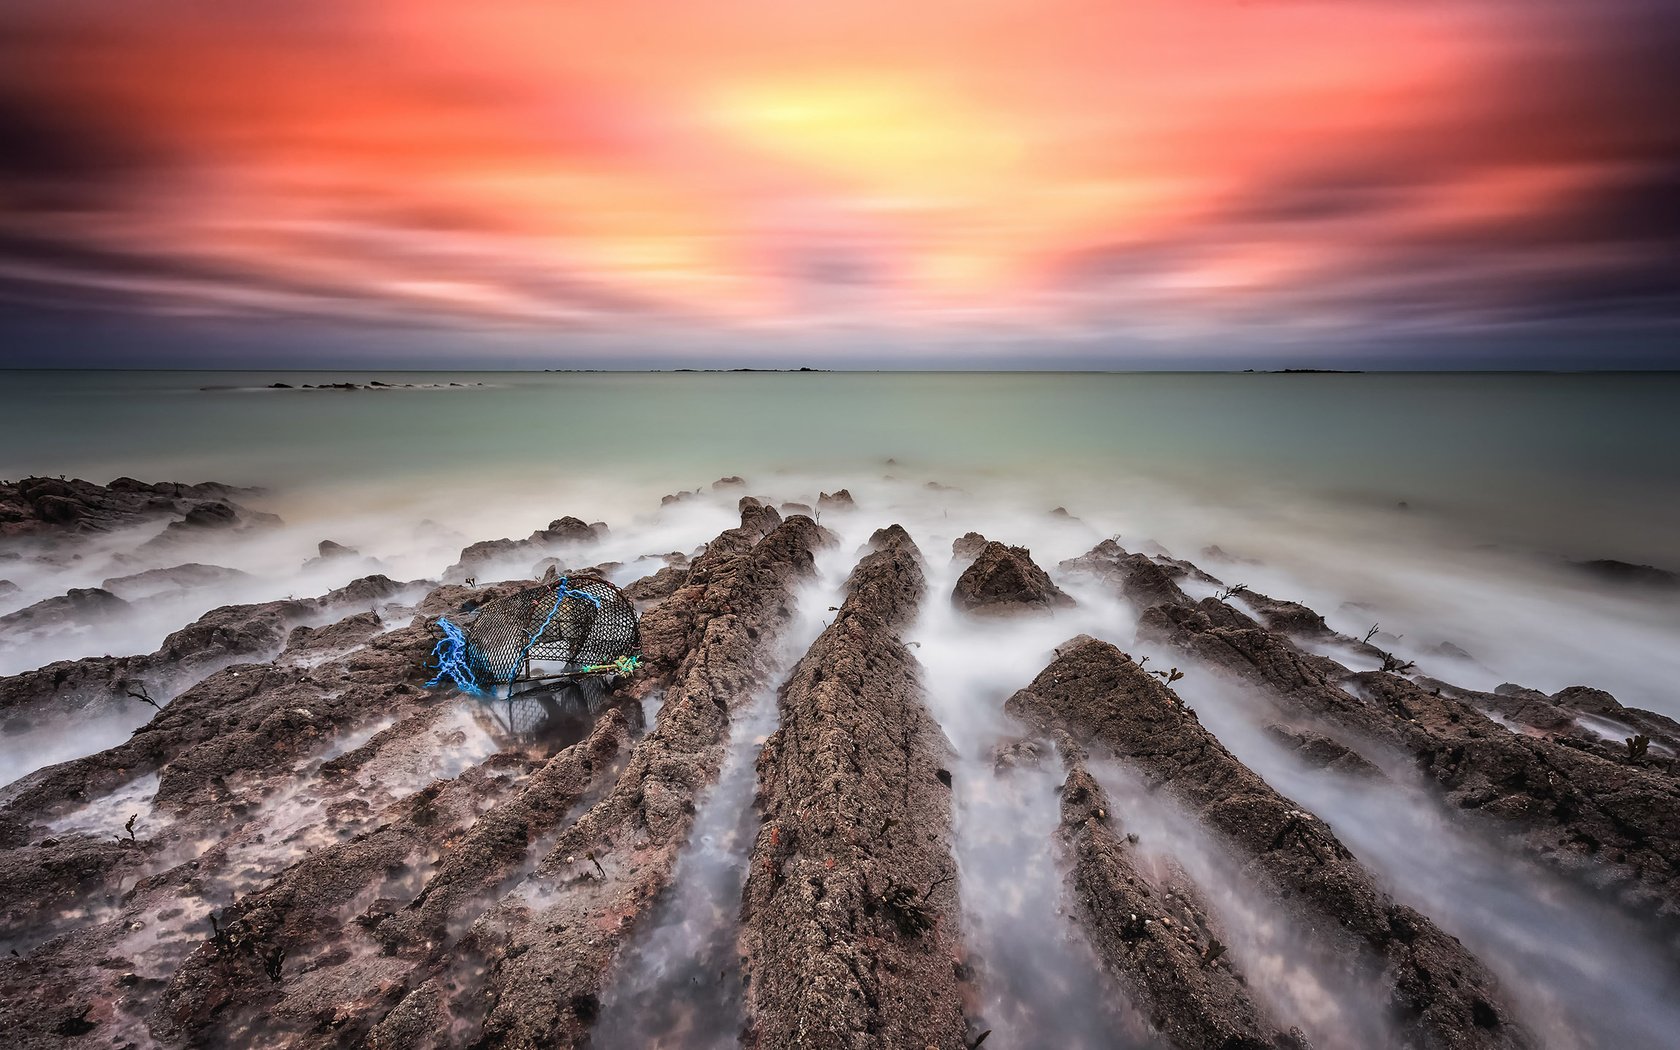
[3,369,1678,1047]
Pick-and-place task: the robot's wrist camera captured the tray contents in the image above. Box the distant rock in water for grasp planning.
[1571,559,1678,588]
[952,541,1074,616]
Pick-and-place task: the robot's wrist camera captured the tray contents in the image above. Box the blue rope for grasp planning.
[427,577,606,698]
[500,578,603,699]
[425,615,489,696]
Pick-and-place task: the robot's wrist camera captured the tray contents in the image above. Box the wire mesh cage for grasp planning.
[469,675,614,748]
[427,574,641,696]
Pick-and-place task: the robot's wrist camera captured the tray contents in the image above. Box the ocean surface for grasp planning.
[3,368,1678,711]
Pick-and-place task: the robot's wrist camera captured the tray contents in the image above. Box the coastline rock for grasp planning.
[0,587,129,634]
[100,563,251,599]
[452,515,825,1047]
[1265,723,1386,778]
[0,477,261,541]
[951,531,988,562]
[816,488,854,512]
[1006,638,1530,1049]
[1056,753,1305,1049]
[952,541,1074,616]
[1061,540,1191,608]
[741,526,971,1049]
[622,564,688,603]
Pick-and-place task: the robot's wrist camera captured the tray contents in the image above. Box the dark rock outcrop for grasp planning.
[952,541,1073,616]
[100,563,252,599]
[951,531,988,562]
[0,587,128,634]
[1006,638,1530,1050]
[0,477,261,541]
[1056,750,1305,1050]
[741,526,970,1049]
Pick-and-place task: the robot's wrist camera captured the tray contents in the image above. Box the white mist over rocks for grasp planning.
[3,370,1678,1048]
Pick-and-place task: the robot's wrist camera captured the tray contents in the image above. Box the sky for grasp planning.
[0,0,1676,369]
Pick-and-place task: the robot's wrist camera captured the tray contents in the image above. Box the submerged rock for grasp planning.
[952,540,1074,615]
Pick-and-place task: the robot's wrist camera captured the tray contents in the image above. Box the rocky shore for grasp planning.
[1,479,1675,1049]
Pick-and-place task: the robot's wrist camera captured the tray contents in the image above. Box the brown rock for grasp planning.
[952,541,1074,616]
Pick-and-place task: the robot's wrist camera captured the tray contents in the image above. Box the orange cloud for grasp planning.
[1,0,1675,359]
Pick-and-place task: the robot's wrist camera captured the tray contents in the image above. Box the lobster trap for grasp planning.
[427,575,641,697]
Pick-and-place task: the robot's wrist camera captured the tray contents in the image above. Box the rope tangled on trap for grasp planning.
[425,575,641,698]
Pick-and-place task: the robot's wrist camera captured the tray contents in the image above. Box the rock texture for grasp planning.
[741,525,970,1050]
[423,513,825,1047]
[0,477,263,541]
[952,540,1074,615]
[1053,748,1306,1050]
[1006,637,1530,1050]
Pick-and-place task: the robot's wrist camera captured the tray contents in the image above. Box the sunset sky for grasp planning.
[1,0,1676,368]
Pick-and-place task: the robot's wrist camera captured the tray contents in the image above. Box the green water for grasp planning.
[3,369,1676,565]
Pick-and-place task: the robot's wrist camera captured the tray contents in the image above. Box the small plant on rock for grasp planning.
[1626,734,1650,761]
[1378,651,1416,675]
[1214,584,1249,602]
[1362,624,1381,645]
[1153,667,1185,685]
[123,682,162,712]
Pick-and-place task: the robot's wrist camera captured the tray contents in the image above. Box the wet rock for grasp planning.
[1237,590,1332,638]
[179,501,238,530]
[951,531,988,562]
[952,541,1074,616]
[990,737,1045,773]
[1061,540,1191,608]
[0,579,16,600]
[456,515,824,1048]
[1264,724,1385,778]
[445,517,606,581]
[1006,638,1530,1050]
[533,516,600,544]
[1428,640,1476,661]
[0,587,128,634]
[0,577,414,781]
[712,475,746,489]
[621,564,687,603]
[100,563,251,600]
[1136,584,1680,932]
[0,477,259,540]
[816,488,854,512]
[738,496,783,536]
[1056,753,1303,1050]
[780,501,814,516]
[741,526,969,1050]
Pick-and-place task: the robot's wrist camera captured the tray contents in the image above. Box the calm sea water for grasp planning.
[2,369,1676,564]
